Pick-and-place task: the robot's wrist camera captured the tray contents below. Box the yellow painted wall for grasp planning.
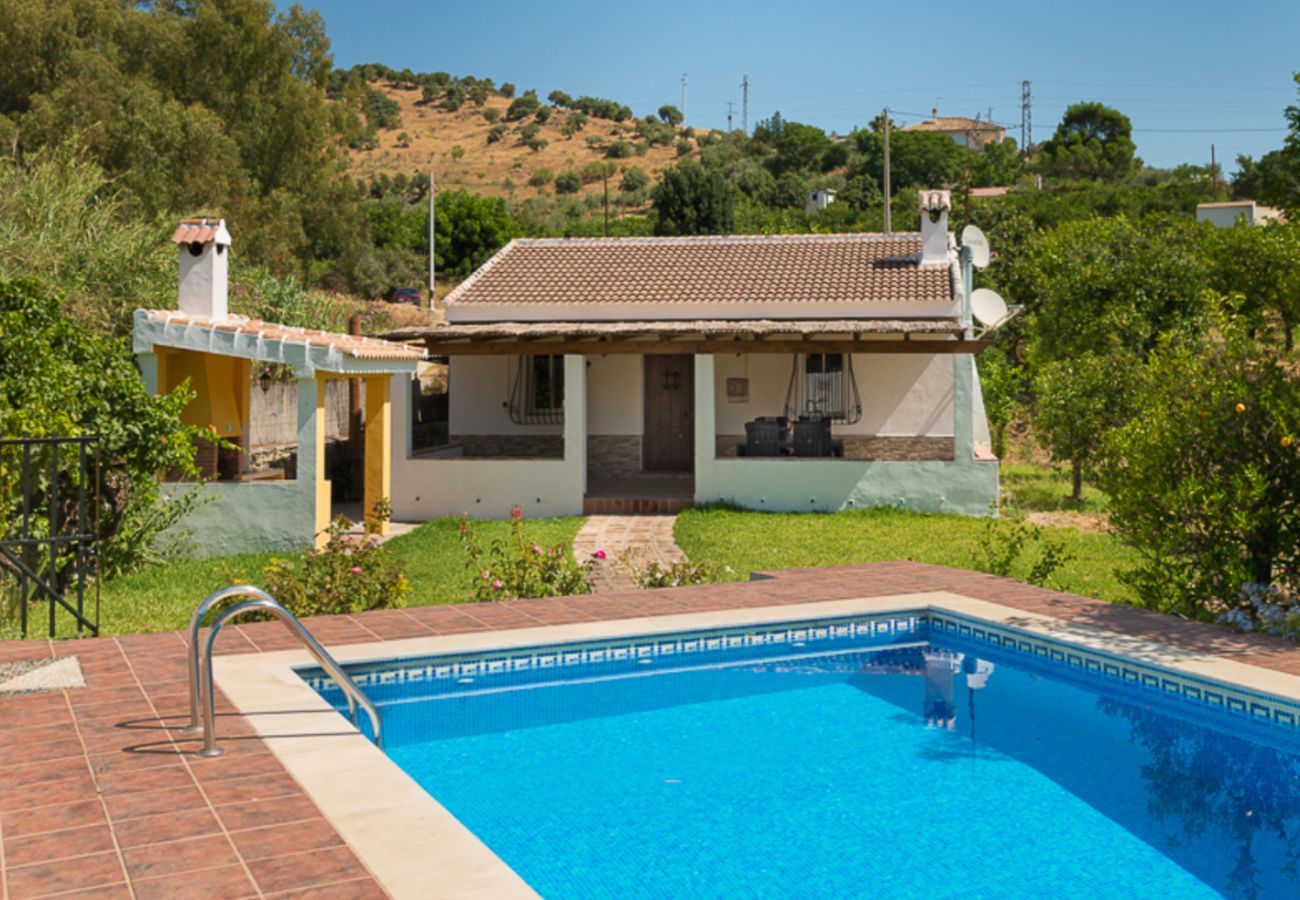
[159,349,249,438]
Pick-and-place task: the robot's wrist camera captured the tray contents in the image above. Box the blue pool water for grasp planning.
[307,617,1300,898]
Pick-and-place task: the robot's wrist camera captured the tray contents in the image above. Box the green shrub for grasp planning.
[396,132,411,147]
[676,138,692,157]
[535,106,552,123]
[458,508,592,600]
[449,144,465,160]
[529,168,554,186]
[506,91,540,120]
[263,512,409,618]
[520,122,540,142]
[483,108,501,123]
[581,161,613,184]
[628,558,729,589]
[1099,300,1300,620]
[526,138,549,153]
[499,82,516,99]
[970,518,1071,588]
[554,171,582,194]
[487,124,508,144]
[606,141,633,159]
[620,167,649,192]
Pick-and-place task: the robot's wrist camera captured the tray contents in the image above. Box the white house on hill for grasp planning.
[384,190,999,519]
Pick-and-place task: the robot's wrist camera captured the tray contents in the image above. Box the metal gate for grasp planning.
[0,436,101,638]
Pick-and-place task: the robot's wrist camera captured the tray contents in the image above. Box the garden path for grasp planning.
[573,515,686,592]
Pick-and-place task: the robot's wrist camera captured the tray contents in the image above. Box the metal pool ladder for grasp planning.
[182,585,384,757]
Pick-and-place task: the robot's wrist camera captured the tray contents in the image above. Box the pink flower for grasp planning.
[492,580,504,590]
[510,506,523,519]
[457,522,466,533]
[531,544,544,554]
[593,550,607,560]
[350,566,362,574]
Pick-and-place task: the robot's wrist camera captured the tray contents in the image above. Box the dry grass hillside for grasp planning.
[347,82,701,202]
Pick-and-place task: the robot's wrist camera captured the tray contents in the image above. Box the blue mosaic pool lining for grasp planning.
[297,609,1300,732]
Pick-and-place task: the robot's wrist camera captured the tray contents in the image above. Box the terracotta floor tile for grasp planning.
[3,822,116,868]
[95,762,194,796]
[247,846,370,894]
[3,799,105,839]
[0,738,84,770]
[111,807,222,849]
[201,771,303,807]
[132,863,259,900]
[102,783,209,821]
[121,834,241,881]
[0,772,98,813]
[5,850,124,898]
[266,876,387,899]
[216,795,321,832]
[227,817,343,861]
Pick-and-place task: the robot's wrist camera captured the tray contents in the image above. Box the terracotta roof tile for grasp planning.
[170,218,229,245]
[444,233,953,309]
[140,311,424,361]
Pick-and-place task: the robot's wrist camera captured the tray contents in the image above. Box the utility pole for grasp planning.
[740,74,750,134]
[434,167,444,309]
[681,73,687,120]
[1210,144,1218,200]
[882,107,892,234]
[1020,80,1032,156]
[963,116,977,227]
[726,101,734,132]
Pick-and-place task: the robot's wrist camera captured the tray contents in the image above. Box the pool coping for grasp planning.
[212,589,1300,898]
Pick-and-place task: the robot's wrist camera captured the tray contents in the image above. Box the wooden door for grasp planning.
[643,355,694,471]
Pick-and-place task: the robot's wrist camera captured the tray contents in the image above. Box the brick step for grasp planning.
[582,496,694,516]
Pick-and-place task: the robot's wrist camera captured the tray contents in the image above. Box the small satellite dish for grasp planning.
[970,288,1009,328]
[961,225,991,269]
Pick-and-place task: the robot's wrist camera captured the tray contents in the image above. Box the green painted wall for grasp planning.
[158,377,321,556]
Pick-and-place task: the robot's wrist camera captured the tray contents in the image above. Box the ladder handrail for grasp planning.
[186,586,383,757]
[183,585,276,734]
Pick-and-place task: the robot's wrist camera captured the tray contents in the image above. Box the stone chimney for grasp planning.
[170,217,231,319]
[917,190,951,266]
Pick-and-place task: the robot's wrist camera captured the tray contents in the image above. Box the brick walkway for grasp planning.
[572,514,686,591]
[1,562,1299,898]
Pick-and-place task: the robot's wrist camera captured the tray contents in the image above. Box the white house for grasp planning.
[901,114,1006,150]
[1196,200,1287,228]
[384,190,999,520]
[805,188,836,212]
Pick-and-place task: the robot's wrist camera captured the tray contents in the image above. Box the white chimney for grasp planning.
[917,190,951,266]
[171,217,232,319]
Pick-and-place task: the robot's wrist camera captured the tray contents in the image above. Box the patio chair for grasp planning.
[744,419,784,457]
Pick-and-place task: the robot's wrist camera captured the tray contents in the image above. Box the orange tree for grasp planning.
[1098,300,1300,620]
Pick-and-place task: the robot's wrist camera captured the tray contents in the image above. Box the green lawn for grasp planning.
[674,506,1139,605]
[1000,463,1110,516]
[98,516,584,636]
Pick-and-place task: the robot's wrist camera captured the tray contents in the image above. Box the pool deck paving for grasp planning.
[1,561,1299,899]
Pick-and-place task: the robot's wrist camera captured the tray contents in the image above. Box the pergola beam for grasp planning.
[415,338,990,356]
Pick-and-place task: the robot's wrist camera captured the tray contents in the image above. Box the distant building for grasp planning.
[901,114,1006,150]
[1195,201,1287,228]
[805,188,836,212]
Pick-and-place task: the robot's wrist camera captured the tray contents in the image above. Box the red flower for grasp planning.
[593,550,607,560]
[510,506,523,519]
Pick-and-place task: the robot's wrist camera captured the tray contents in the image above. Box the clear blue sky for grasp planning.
[295,0,1298,171]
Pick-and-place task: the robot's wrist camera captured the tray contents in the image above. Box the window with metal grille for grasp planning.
[508,355,565,424]
[784,353,861,423]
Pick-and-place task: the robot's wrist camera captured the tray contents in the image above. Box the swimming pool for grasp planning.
[303,612,1300,898]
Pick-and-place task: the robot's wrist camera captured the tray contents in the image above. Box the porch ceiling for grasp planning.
[382,319,987,357]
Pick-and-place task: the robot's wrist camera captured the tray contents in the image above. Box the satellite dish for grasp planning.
[961,225,991,269]
[970,288,1009,328]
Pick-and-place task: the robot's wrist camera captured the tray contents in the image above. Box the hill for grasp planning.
[347,81,702,204]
